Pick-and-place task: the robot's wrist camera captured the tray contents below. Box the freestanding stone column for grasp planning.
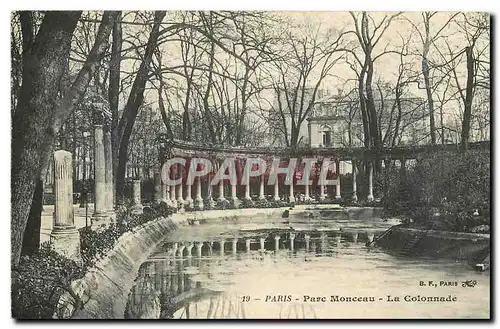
[104,128,115,216]
[335,160,341,199]
[367,161,374,201]
[50,150,81,261]
[92,124,112,228]
[131,179,143,214]
[259,176,266,200]
[289,179,295,203]
[259,237,266,251]
[352,160,358,202]
[246,239,251,253]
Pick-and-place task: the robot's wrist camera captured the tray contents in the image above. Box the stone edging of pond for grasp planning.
[54,207,290,319]
[375,226,490,262]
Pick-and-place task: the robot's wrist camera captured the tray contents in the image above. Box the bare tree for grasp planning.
[12,11,118,265]
[267,23,346,147]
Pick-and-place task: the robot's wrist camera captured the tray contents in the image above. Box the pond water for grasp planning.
[125,216,490,319]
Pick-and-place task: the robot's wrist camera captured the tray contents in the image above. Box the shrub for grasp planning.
[378,150,490,232]
[12,243,85,319]
[14,202,171,319]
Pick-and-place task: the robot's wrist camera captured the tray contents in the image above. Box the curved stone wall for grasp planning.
[55,207,290,319]
[375,226,490,262]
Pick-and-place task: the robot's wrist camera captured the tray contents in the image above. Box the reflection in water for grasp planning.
[125,226,490,319]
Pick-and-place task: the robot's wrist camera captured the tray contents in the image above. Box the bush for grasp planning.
[12,243,85,319]
[13,203,173,319]
[80,209,169,268]
[378,150,490,232]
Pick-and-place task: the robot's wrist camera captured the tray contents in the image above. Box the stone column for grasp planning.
[185,184,194,208]
[177,181,184,208]
[273,178,280,201]
[170,181,178,208]
[230,182,240,208]
[229,238,237,255]
[244,182,251,200]
[304,183,311,202]
[92,124,112,228]
[320,233,327,252]
[274,235,280,251]
[217,179,226,201]
[104,128,115,216]
[289,177,295,203]
[334,235,341,245]
[177,244,186,257]
[259,237,266,251]
[171,242,178,258]
[186,243,194,257]
[319,178,326,202]
[352,159,358,202]
[401,156,407,174]
[289,233,296,251]
[194,177,204,210]
[367,161,374,201]
[335,160,341,199]
[245,239,251,253]
[205,177,215,209]
[131,179,143,214]
[154,172,162,204]
[304,234,310,251]
[161,180,168,203]
[259,176,266,200]
[196,242,203,258]
[219,240,225,256]
[50,150,81,261]
[208,241,214,256]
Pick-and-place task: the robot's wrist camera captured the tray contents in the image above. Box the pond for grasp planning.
[125,216,490,319]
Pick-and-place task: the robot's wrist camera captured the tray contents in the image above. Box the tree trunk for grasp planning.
[422,57,436,145]
[422,16,437,145]
[357,64,370,148]
[12,11,81,266]
[461,46,475,151]
[109,11,122,206]
[20,178,43,256]
[12,11,117,265]
[116,11,166,199]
